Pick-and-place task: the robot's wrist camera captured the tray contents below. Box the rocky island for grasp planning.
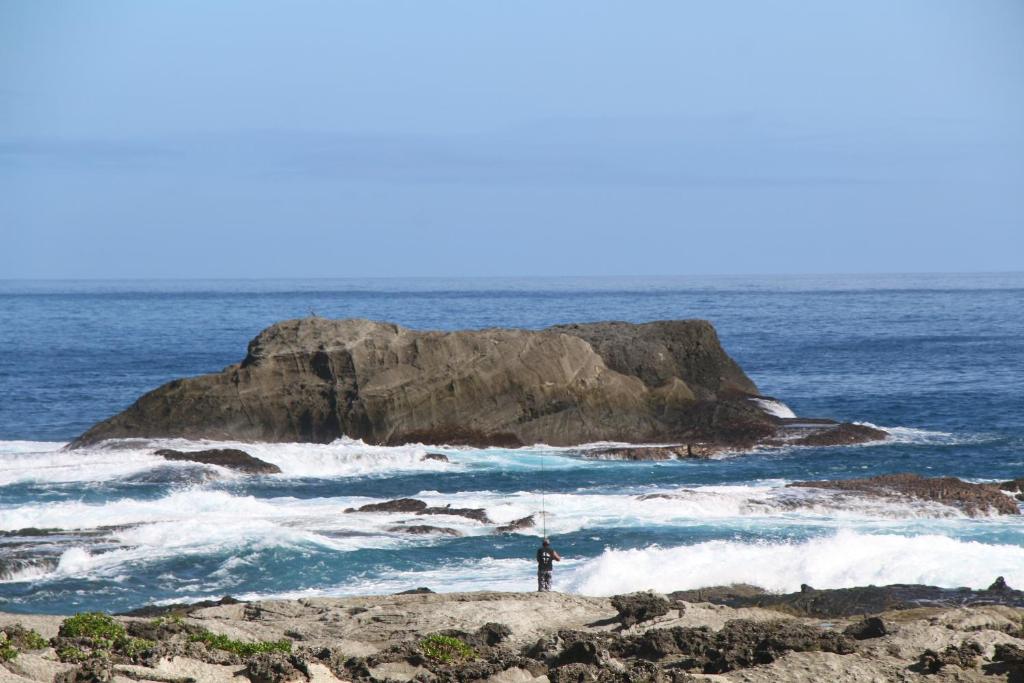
[71,318,884,453]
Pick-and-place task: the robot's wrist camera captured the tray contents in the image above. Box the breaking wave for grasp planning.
[752,398,797,419]
[564,530,1024,595]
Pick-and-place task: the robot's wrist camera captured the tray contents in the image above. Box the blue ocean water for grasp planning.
[1,274,1022,614]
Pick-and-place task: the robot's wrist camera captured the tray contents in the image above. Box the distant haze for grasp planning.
[1,1,1022,278]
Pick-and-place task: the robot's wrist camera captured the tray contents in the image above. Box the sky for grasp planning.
[1,1,1022,278]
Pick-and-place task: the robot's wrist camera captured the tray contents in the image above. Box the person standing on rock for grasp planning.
[536,538,561,591]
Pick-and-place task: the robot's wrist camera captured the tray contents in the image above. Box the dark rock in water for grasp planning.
[386,525,461,536]
[683,582,1024,617]
[345,498,489,522]
[610,592,672,627]
[843,617,889,640]
[418,506,490,523]
[121,464,223,484]
[346,498,428,514]
[0,556,58,581]
[495,515,535,534]
[70,318,784,449]
[395,587,434,595]
[789,473,1019,517]
[0,527,62,538]
[636,493,676,501]
[421,452,449,462]
[788,422,888,447]
[989,576,1011,592]
[154,448,281,475]
[581,445,720,461]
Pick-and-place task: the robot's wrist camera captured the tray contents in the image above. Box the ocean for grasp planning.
[1,274,1022,615]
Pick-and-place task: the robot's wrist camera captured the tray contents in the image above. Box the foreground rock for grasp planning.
[5,590,1023,683]
[154,448,282,474]
[789,473,1020,517]
[73,318,829,449]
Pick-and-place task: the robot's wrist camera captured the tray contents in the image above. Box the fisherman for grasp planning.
[536,538,561,592]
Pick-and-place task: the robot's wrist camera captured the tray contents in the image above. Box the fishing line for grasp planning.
[540,450,547,538]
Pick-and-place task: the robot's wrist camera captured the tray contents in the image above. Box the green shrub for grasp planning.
[59,613,126,641]
[56,646,94,663]
[0,640,17,663]
[20,630,49,651]
[119,637,155,657]
[188,629,291,657]
[55,613,153,660]
[419,634,475,664]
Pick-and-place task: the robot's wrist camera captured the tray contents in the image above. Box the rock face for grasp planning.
[789,473,1020,517]
[72,318,780,448]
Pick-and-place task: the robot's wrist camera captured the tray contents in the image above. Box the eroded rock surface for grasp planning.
[8,591,1024,683]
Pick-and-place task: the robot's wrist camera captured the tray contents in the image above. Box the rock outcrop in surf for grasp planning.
[71,317,883,450]
[788,473,1020,517]
[154,448,281,474]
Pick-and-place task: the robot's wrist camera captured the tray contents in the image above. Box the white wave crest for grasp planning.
[0,441,165,486]
[853,423,991,447]
[2,477,1001,542]
[752,398,797,419]
[564,530,1024,595]
[0,437,603,486]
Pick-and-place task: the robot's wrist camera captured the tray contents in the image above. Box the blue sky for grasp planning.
[1,1,1022,278]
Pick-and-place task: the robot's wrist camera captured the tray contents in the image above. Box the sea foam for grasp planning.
[563,530,1024,595]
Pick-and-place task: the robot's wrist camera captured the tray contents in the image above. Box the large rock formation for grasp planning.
[71,317,879,450]
[71,318,786,448]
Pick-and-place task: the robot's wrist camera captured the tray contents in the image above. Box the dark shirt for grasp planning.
[537,547,557,572]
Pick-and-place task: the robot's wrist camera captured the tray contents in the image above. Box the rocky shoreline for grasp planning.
[3,586,1024,683]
